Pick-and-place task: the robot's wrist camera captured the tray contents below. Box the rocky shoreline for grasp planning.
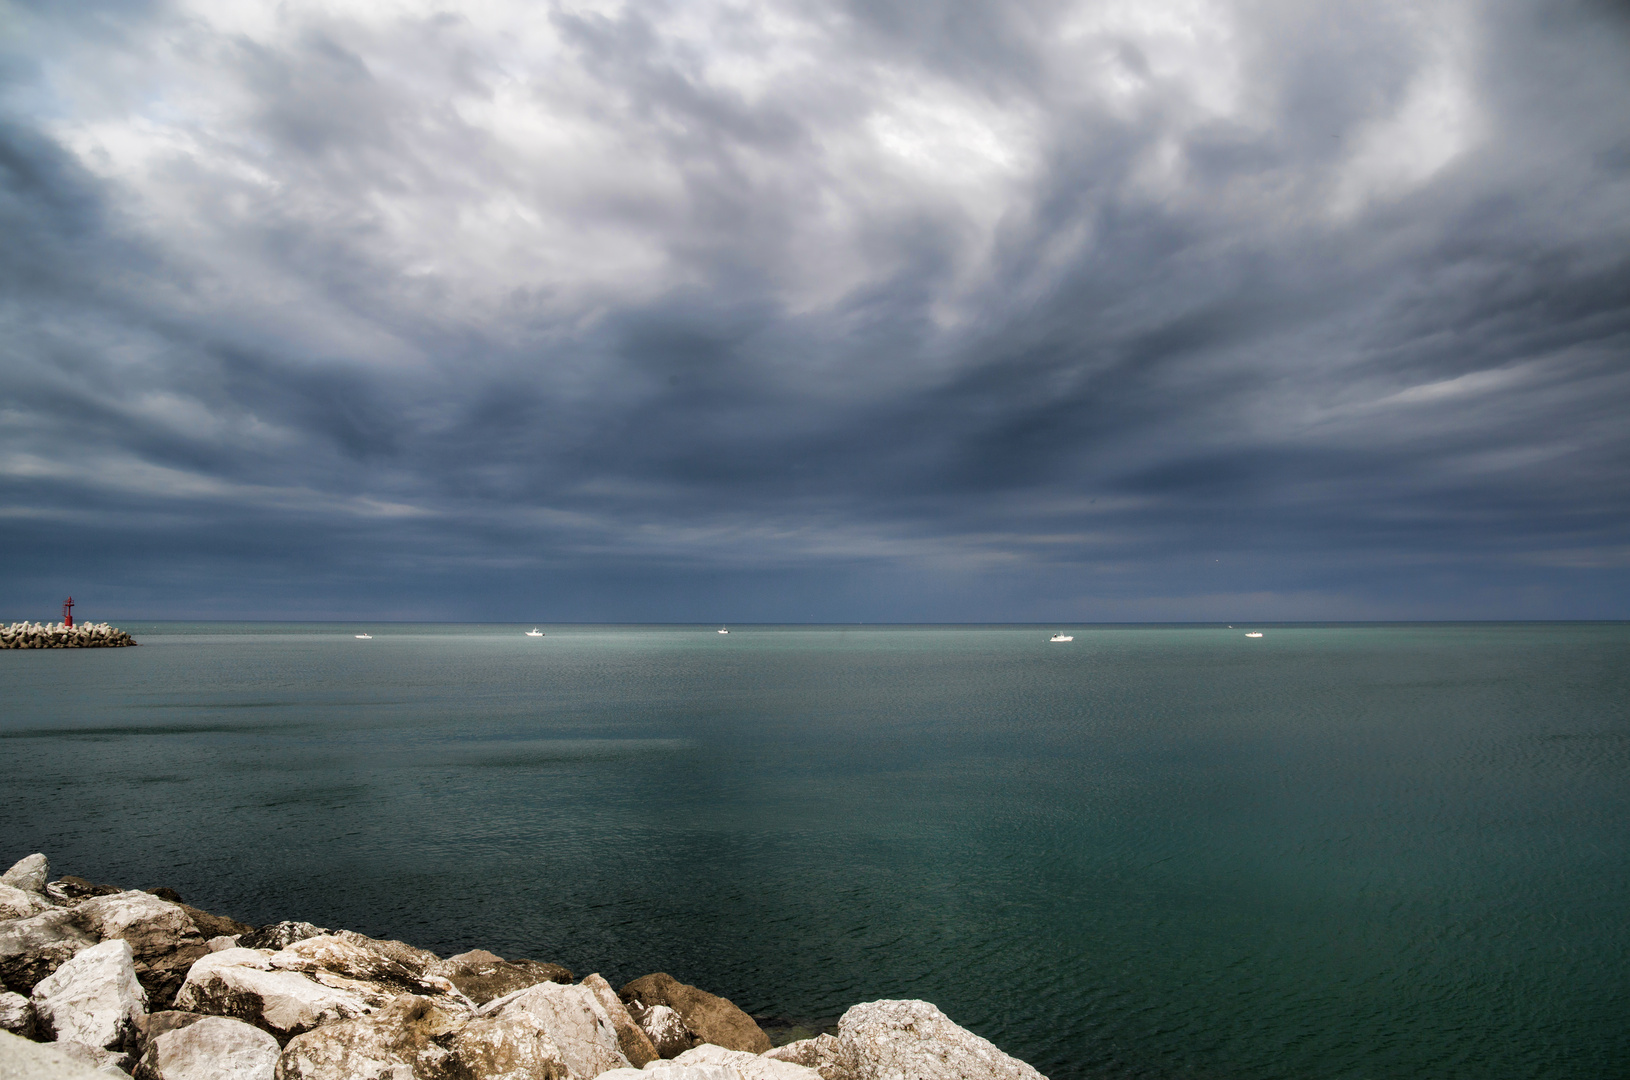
[1,623,137,649]
[0,854,1046,1080]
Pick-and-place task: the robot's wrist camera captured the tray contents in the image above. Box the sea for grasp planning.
[2,623,1626,1079]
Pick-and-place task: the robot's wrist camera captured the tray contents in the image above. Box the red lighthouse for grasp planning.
[62,596,74,628]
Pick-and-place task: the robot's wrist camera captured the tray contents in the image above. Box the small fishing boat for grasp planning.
[355,634,372,639]
[718,628,729,634]
[1050,633,1073,642]
[1245,632,1263,638]
[526,628,544,637]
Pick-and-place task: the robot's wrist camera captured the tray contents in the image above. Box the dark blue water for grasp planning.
[2,623,1627,1079]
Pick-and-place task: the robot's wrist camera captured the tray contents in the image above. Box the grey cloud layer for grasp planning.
[2,0,1628,619]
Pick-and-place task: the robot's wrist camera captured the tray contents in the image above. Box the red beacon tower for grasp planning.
[62,596,74,628]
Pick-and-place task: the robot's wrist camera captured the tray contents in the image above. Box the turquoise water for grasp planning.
[2,623,1627,1078]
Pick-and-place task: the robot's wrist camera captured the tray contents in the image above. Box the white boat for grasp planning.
[355,634,372,639]
[525,628,544,637]
[1245,631,1263,638]
[1050,633,1073,642]
[718,628,729,634]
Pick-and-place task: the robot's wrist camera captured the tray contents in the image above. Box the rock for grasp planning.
[423,1009,569,1080]
[429,951,572,1006]
[1,855,50,894]
[0,990,36,1038]
[179,907,253,942]
[0,884,50,922]
[133,1015,279,1080]
[47,878,125,905]
[135,1011,208,1052]
[833,1000,1045,1080]
[625,1003,695,1060]
[172,949,373,1043]
[330,932,441,979]
[581,975,657,1069]
[618,976,768,1055]
[273,994,465,1080]
[271,935,461,1000]
[206,938,240,953]
[0,1029,124,1079]
[173,937,466,1044]
[238,924,327,951]
[75,892,208,1006]
[49,1039,132,1076]
[484,980,633,1080]
[0,907,97,992]
[656,1044,821,1080]
[144,890,185,906]
[30,939,146,1052]
[761,1035,842,1080]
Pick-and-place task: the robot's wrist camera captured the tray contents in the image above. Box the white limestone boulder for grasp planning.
[627,1002,696,1059]
[273,994,466,1080]
[76,890,209,1003]
[0,990,36,1038]
[653,1043,822,1080]
[427,1009,569,1080]
[30,938,146,1052]
[0,884,51,921]
[0,1029,119,1080]
[0,906,97,992]
[833,1000,1045,1080]
[173,948,373,1041]
[762,1035,842,1080]
[483,980,633,1080]
[1,854,50,894]
[133,1015,280,1080]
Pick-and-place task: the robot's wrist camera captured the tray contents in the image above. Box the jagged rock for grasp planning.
[424,1009,569,1080]
[761,1035,842,1080]
[0,884,50,921]
[239,924,327,951]
[179,906,253,942]
[1,1029,123,1079]
[75,891,209,1005]
[2,854,50,894]
[429,951,572,1006]
[133,1015,279,1080]
[48,878,125,905]
[618,976,769,1055]
[483,980,633,1080]
[172,948,374,1043]
[174,937,466,1044]
[0,990,36,1038]
[270,935,461,1000]
[655,1043,822,1080]
[145,890,185,905]
[51,1039,132,1075]
[136,1010,208,1051]
[0,907,98,993]
[273,994,465,1080]
[832,1000,1045,1080]
[581,975,657,1068]
[30,939,146,1052]
[206,937,240,953]
[626,1003,696,1059]
[330,931,441,978]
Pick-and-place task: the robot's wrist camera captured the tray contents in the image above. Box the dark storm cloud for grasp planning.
[1,0,1628,620]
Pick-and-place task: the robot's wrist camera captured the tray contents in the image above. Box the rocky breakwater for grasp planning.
[1,622,136,649]
[0,853,1048,1080]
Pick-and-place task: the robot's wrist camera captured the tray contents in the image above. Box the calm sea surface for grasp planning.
[2,623,1626,1078]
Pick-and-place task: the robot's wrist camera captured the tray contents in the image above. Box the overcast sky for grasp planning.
[2,0,1628,622]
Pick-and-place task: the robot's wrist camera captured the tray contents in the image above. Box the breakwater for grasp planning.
[0,853,1046,1080]
[0,622,135,649]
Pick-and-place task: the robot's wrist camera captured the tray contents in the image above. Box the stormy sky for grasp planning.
[2,0,1628,621]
